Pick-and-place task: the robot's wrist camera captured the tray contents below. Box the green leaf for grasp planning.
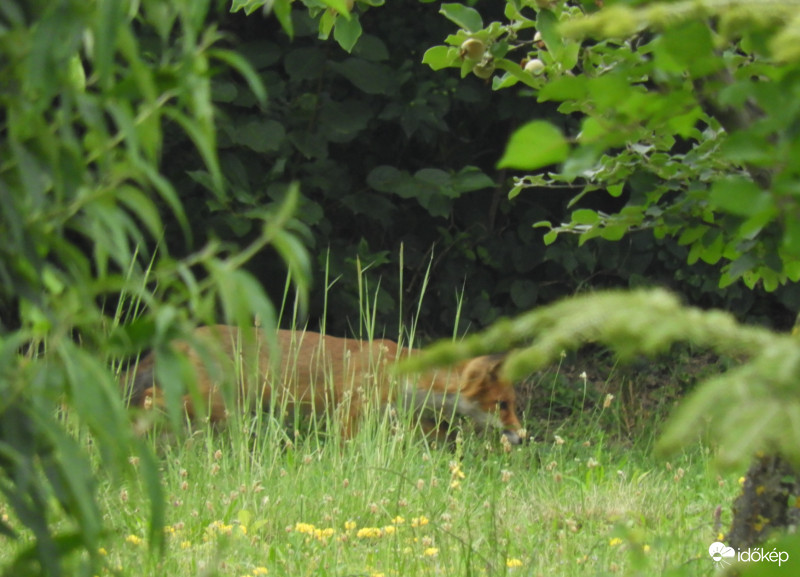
[677,226,708,246]
[493,59,538,89]
[709,177,772,217]
[510,279,538,308]
[422,45,459,70]
[439,3,484,33]
[233,119,286,153]
[334,12,362,53]
[319,8,336,40]
[783,218,800,258]
[599,224,627,241]
[720,131,774,165]
[328,58,393,94]
[653,20,719,78]
[208,48,267,105]
[452,166,495,193]
[116,186,163,240]
[415,168,451,189]
[497,121,569,170]
[284,47,326,81]
[94,0,124,90]
[272,0,293,37]
[538,75,587,102]
[320,0,353,16]
[162,108,223,194]
[367,165,406,193]
[136,437,165,553]
[536,9,560,53]
[699,233,724,265]
[572,209,599,225]
[560,41,581,71]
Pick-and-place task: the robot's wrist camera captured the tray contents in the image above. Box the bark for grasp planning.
[726,453,800,549]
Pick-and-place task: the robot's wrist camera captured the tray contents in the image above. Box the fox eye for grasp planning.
[497,401,508,411]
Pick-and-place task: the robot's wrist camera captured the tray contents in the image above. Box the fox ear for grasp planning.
[484,354,506,379]
[459,354,507,395]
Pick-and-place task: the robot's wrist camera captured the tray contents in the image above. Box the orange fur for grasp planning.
[124,326,523,443]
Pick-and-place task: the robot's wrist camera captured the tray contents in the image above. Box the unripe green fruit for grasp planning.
[473,61,495,79]
[460,38,486,60]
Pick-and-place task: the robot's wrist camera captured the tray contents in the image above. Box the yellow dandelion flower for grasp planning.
[382,526,397,536]
[357,527,383,539]
[315,528,335,541]
[97,548,107,556]
[239,525,248,536]
[643,544,651,553]
[252,567,268,575]
[448,462,465,479]
[294,522,316,534]
[411,516,429,527]
[423,547,439,557]
[449,480,461,489]
[125,534,143,546]
[609,537,623,547]
[738,476,745,485]
[180,541,192,549]
[506,558,523,568]
[370,573,385,577]
[344,520,357,531]
[392,516,405,525]
[205,520,233,535]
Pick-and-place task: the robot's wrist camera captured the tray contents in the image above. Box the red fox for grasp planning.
[124,326,523,444]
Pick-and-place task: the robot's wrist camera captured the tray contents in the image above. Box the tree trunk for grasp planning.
[726,453,800,549]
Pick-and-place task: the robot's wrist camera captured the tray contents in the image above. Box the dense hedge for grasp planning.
[148,3,798,338]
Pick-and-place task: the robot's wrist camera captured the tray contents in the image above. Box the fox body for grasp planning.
[124,326,523,444]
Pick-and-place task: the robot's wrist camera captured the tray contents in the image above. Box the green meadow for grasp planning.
[0,357,741,577]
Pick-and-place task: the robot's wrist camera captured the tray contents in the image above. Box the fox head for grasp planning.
[457,354,523,445]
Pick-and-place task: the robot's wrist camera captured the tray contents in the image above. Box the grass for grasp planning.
[0,382,742,577]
